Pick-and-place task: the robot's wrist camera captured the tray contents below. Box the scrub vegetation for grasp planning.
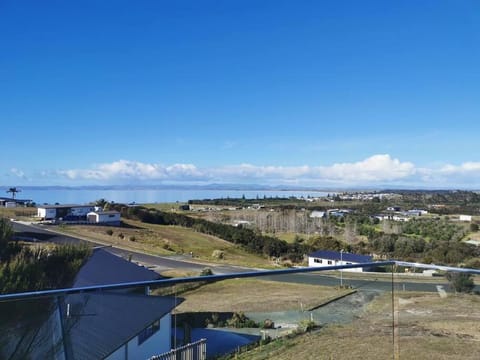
[0,218,91,293]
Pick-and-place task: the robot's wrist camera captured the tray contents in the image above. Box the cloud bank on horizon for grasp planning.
[7,154,480,189]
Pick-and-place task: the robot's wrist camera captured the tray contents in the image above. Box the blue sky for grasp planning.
[1,1,479,188]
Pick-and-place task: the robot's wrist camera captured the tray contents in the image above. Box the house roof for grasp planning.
[0,197,33,203]
[73,248,160,287]
[308,250,372,263]
[87,210,120,215]
[62,292,182,359]
[38,204,94,209]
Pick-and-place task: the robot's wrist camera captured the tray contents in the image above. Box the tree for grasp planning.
[446,271,475,293]
[6,187,21,199]
[0,218,14,253]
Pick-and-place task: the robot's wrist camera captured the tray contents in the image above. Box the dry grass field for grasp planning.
[56,219,274,268]
[175,278,350,313]
[229,291,480,359]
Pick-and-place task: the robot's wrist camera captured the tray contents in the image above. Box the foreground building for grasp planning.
[0,248,184,359]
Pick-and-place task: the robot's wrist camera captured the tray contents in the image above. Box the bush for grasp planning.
[446,271,475,293]
[226,312,258,328]
[105,229,113,236]
[118,233,125,239]
[129,236,136,242]
[296,319,317,333]
[200,267,213,276]
[212,249,225,259]
[262,318,275,329]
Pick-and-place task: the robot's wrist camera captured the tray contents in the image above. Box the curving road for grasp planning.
[11,221,253,274]
[11,221,454,293]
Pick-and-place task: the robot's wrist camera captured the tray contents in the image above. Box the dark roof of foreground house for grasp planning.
[309,250,373,263]
[0,249,175,360]
[74,248,161,287]
[62,292,182,359]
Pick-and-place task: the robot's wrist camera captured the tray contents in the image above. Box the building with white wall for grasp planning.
[37,204,95,221]
[87,210,121,225]
[308,250,373,272]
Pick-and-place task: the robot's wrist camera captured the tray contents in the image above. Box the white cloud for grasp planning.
[58,160,204,181]
[53,155,418,185]
[10,168,26,178]
[317,154,416,182]
[440,162,480,174]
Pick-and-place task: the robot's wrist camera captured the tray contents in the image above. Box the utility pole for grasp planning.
[340,249,344,287]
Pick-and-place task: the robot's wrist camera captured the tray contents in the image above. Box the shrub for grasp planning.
[129,236,136,242]
[200,267,213,276]
[446,271,475,293]
[212,249,225,260]
[118,233,125,239]
[162,242,173,251]
[226,312,258,328]
[262,319,275,329]
[105,229,113,236]
[296,319,317,333]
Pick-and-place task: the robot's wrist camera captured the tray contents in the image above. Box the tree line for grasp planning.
[122,206,307,261]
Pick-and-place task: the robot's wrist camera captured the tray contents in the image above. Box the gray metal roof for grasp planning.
[87,210,120,215]
[74,248,161,287]
[62,292,182,359]
[37,204,95,209]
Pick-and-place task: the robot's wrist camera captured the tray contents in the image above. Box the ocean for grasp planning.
[12,188,331,206]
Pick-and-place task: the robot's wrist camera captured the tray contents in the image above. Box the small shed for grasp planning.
[87,210,121,225]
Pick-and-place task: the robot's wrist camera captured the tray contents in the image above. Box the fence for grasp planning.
[150,338,207,360]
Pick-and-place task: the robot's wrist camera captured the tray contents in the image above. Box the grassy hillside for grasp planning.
[58,219,274,268]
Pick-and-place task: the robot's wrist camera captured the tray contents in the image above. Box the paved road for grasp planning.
[10,221,457,293]
[262,272,451,293]
[10,221,253,274]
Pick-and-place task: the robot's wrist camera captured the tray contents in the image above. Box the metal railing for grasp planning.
[150,339,207,360]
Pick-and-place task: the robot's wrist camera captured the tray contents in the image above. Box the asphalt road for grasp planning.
[11,221,454,293]
[10,221,253,274]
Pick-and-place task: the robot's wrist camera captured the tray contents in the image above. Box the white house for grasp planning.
[87,210,121,225]
[37,204,95,220]
[459,215,472,222]
[308,250,373,272]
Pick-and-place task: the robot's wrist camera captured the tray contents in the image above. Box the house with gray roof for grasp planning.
[308,250,373,272]
[0,248,183,360]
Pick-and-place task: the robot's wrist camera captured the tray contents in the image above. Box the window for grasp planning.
[138,320,160,345]
[327,260,332,265]
[314,258,322,263]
